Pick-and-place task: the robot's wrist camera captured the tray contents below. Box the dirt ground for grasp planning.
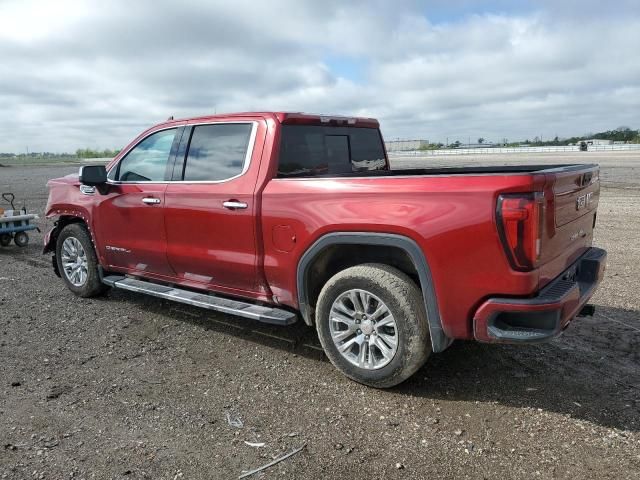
[1,151,639,479]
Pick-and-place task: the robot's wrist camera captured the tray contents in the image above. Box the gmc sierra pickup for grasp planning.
[44,112,606,388]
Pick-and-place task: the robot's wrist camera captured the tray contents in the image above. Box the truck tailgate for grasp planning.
[538,165,600,287]
[553,166,599,227]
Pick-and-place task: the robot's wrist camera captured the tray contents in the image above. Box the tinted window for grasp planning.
[325,135,351,174]
[182,123,253,181]
[349,128,388,172]
[278,126,328,176]
[113,129,176,182]
[278,125,386,177]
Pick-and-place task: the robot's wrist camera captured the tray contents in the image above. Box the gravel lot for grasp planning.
[1,151,639,479]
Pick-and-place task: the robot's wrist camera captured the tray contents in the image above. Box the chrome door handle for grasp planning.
[142,197,161,205]
[223,200,248,210]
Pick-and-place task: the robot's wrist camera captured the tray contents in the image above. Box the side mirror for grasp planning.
[79,165,108,194]
[79,165,107,186]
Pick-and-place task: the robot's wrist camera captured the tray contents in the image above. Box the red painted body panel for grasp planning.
[45,112,604,344]
[97,183,173,277]
[260,174,545,339]
[163,118,269,296]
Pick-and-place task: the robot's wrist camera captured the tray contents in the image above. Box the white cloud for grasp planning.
[0,0,638,151]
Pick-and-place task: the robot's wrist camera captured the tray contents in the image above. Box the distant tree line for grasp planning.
[76,148,120,158]
[504,126,640,147]
[0,152,76,158]
[563,127,640,145]
[0,149,120,158]
[416,126,640,150]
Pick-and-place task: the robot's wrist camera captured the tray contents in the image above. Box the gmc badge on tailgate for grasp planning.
[576,191,594,210]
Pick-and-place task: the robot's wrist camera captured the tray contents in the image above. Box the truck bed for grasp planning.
[298,164,596,178]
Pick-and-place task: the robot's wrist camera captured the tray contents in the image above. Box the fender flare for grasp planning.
[42,211,95,254]
[296,232,452,353]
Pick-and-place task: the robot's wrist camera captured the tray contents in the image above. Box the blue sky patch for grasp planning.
[423,0,536,24]
[324,55,368,83]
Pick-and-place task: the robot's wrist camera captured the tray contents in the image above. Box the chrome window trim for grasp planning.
[107,121,258,185]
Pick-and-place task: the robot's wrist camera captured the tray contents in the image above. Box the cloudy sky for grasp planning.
[1,0,639,152]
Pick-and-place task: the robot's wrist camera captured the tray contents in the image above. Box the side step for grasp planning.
[103,275,297,326]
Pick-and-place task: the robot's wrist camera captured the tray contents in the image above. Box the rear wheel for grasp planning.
[316,263,431,388]
[56,223,108,297]
[14,231,29,247]
[0,234,11,247]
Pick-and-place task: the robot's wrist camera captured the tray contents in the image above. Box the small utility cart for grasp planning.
[0,193,39,248]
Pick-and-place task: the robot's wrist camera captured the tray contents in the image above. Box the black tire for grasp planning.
[0,234,11,247]
[56,223,108,298]
[14,231,28,247]
[315,263,431,388]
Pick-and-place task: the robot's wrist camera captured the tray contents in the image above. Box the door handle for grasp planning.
[142,197,161,205]
[223,200,248,210]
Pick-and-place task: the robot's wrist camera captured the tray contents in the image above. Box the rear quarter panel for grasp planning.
[261,173,547,340]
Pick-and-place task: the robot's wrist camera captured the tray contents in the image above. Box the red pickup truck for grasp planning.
[44,112,606,388]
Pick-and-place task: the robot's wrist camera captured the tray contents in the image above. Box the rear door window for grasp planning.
[181,123,253,182]
[277,125,386,177]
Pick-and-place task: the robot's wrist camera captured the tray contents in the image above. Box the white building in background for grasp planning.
[385,139,429,151]
[585,139,613,145]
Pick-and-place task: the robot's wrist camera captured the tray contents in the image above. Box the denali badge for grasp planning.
[576,192,593,211]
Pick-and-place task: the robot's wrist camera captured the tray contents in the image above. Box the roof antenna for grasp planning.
[167,115,174,121]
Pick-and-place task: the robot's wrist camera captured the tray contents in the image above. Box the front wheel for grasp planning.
[55,223,108,297]
[315,263,431,388]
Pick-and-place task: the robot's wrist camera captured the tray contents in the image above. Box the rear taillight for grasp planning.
[497,193,545,271]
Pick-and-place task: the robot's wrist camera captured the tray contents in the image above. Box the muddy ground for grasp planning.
[1,151,639,479]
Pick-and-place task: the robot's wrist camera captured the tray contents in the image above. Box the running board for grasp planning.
[102,275,297,326]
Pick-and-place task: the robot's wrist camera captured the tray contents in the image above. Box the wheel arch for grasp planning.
[296,232,452,353]
[43,214,92,254]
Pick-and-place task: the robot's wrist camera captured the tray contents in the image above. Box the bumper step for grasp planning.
[103,275,297,326]
[473,247,607,343]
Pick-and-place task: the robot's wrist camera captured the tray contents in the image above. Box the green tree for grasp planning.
[76,148,120,159]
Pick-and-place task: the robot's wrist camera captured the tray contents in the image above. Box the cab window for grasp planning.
[181,123,253,182]
[110,129,177,182]
[277,125,386,177]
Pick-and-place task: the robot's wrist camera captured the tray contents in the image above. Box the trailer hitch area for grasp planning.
[577,304,595,317]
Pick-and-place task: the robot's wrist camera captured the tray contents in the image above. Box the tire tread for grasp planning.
[56,223,108,298]
[315,263,430,388]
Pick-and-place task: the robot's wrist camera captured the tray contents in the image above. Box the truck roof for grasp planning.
[156,112,380,129]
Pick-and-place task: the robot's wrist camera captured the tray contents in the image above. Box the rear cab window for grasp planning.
[277,125,387,177]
